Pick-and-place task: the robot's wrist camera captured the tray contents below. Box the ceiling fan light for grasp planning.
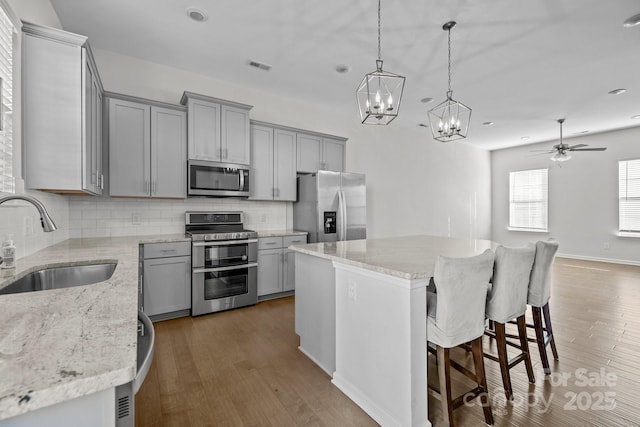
[550,151,571,162]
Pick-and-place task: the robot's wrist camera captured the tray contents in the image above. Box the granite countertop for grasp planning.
[289,235,499,280]
[0,234,189,421]
[256,229,308,238]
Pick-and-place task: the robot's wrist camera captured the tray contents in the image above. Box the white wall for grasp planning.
[93,49,492,241]
[491,126,640,265]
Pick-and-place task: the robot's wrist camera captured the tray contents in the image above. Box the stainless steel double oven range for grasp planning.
[186,211,258,316]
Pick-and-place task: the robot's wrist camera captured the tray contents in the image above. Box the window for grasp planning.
[618,159,640,234]
[509,168,548,231]
[0,1,15,193]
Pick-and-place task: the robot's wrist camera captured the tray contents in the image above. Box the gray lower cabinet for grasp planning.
[107,94,187,198]
[140,242,191,321]
[257,235,307,299]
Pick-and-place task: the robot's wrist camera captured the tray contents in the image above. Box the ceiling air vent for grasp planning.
[247,60,272,71]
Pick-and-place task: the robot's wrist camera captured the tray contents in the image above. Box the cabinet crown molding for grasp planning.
[180,91,253,111]
[22,21,88,47]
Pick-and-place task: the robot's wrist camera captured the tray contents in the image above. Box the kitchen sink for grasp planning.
[0,263,117,295]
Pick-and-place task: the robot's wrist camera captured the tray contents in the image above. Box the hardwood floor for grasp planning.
[136,258,640,426]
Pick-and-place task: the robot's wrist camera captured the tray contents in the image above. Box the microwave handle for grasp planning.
[240,169,245,191]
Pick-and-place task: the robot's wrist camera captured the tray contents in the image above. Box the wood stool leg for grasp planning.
[532,306,551,375]
[517,315,536,383]
[471,337,494,425]
[542,302,559,360]
[495,322,513,400]
[437,346,455,426]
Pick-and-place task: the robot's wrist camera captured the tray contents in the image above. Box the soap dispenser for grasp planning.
[1,236,16,269]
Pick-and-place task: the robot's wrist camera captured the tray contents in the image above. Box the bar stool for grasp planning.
[527,239,560,374]
[427,249,495,427]
[483,244,536,400]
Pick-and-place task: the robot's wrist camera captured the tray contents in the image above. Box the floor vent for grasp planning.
[117,395,130,419]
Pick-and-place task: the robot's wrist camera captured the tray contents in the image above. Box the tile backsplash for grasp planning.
[0,190,70,260]
[68,197,291,238]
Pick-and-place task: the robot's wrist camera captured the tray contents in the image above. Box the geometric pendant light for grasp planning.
[356,0,405,125]
[428,21,472,142]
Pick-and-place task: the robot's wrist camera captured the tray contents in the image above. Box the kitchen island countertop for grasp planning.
[289,234,498,280]
[0,234,189,421]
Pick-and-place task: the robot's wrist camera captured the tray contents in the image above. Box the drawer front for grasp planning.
[143,241,191,259]
[284,235,307,247]
[258,236,283,250]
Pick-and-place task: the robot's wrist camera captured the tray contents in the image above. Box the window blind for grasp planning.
[509,168,548,231]
[0,3,14,193]
[619,159,640,233]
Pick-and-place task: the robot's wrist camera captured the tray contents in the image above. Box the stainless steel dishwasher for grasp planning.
[114,310,155,427]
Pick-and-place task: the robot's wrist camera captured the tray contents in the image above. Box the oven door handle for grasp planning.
[192,239,258,247]
[193,263,258,274]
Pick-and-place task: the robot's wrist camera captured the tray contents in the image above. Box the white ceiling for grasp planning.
[49,0,640,150]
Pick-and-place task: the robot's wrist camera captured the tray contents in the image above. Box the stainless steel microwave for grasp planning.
[187,160,250,197]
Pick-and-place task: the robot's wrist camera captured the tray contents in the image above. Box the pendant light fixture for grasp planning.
[356,0,405,125]
[428,21,472,142]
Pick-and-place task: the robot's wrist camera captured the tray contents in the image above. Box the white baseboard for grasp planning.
[331,372,431,427]
[556,253,640,267]
[297,346,334,377]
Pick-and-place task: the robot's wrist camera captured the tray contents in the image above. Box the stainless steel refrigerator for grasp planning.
[293,170,366,243]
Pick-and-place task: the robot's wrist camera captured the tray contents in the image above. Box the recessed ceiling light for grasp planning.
[608,88,626,95]
[482,121,494,126]
[420,97,433,104]
[624,13,640,27]
[520,136,530,141]
[335,65,350,74]
[186,7,208,22]
[632,115,640,119]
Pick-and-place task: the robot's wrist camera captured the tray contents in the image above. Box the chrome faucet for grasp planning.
[0,194,57,232]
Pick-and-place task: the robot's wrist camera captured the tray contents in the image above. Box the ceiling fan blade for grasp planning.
[567,144,587,149]
[529,149,555,152]
[569,147,607,151]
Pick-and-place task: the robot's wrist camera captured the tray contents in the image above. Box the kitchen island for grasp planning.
[291,235,498,427]
[0,235,188,425]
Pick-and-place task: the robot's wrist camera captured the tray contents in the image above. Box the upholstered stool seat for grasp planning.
[427,249,495,426]
[483,244,537,400]
[528,240,560,374]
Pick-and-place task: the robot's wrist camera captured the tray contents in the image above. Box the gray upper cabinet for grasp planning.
[297,132,346,173]
[107,95,186,198]
[322,137,345,173]
[181,92,252,165]
[250,123,296,201]
[22,23,104,195]
[296,133,322,173]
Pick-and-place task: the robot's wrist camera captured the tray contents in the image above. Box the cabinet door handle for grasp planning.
[100,174,104,189]
[144,180,150,194]
[152,181,157,195]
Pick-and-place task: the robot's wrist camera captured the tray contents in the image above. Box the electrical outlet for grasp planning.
[132,212,141,225]
[348,281,357,301]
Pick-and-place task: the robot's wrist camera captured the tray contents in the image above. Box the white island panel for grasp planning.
[332,262,429,427]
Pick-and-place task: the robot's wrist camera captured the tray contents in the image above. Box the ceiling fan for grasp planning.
[536,119,607,162]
